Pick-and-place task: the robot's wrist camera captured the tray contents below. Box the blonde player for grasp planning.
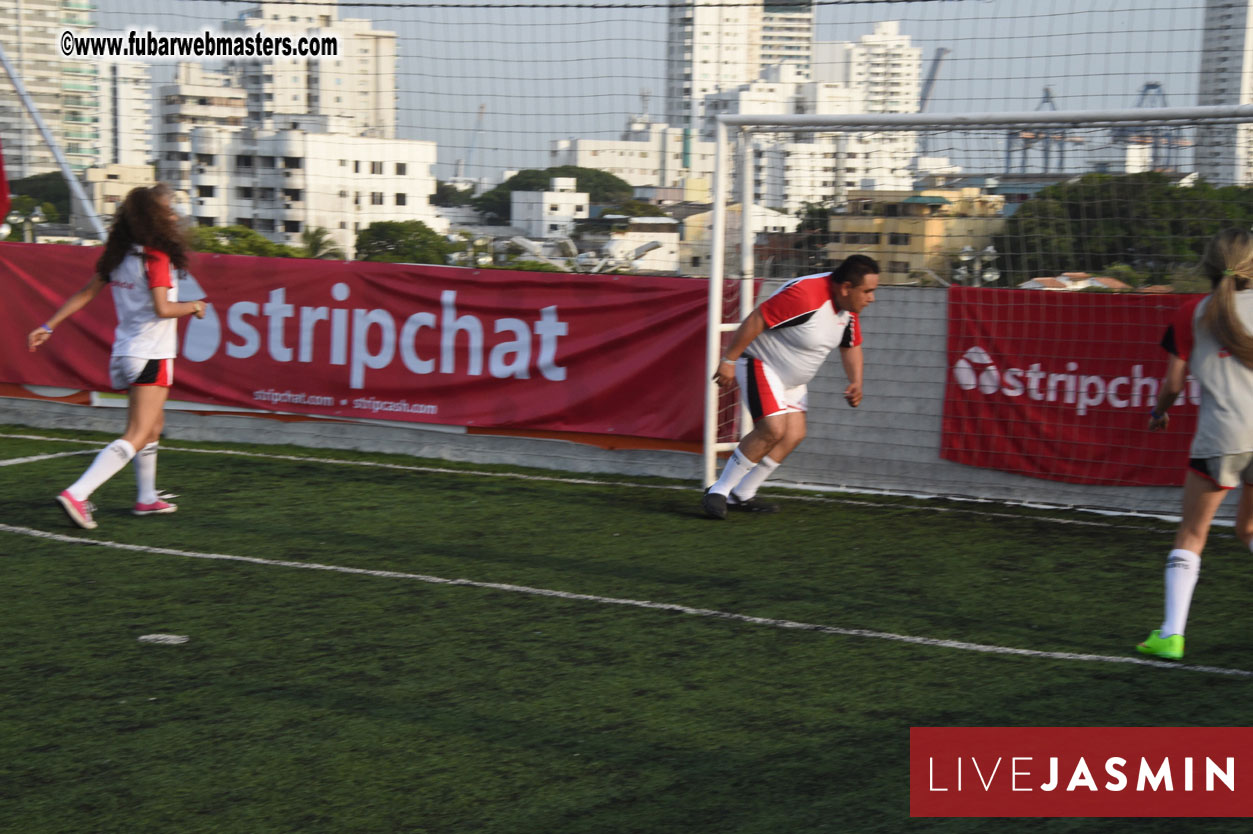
[1137,228,1253,660]
[27,184,207,530]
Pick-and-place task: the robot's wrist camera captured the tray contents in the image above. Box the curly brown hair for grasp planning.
[95,183,190,282]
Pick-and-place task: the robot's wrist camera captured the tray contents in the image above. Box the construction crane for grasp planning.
[1109,82,1193,172]
[1004,87,1085,173]
[454,103,487,181]
[917,47,950,157]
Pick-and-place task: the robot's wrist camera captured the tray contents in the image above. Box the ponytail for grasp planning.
[1198,229,1253,368]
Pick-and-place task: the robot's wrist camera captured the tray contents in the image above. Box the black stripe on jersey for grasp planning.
[1161,324,1178,357]
[744,357,765,422]
[770,310,816,330]
[135,359,162,385]
[839,316,857,348]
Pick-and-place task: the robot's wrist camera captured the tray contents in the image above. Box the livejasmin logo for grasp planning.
[182,282,569,389]
[910,727,1253,818]
[927,754,1235,793]
[952,345,1200,416]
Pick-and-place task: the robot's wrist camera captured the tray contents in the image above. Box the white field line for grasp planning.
[0,432,1174,533]
[1,521,1248,679]
[0,449,95,467]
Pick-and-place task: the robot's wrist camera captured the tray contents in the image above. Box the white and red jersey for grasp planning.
[1162,290,1253,457]
[108,245,180,360]
[744,272,861,388]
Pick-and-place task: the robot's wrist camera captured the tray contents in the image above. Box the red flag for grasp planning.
[0,137,10,224]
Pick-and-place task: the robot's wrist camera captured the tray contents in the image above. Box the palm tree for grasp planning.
[299,226,346,260]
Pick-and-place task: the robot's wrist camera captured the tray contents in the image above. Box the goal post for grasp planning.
[704,104,1253,500]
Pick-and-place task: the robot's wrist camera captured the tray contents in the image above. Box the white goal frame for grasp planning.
[704,103,1253,485]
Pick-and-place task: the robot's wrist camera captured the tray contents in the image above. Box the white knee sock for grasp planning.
[134,442,159,504]
[67,439,137,501]
[709,449,756,497]
[1160,548,1201,638]
[730,456,780,503]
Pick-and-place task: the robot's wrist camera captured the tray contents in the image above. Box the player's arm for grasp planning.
[151,286,206,320]
[27,276,108,352]
[1149,354,1187,431]
[839,343,864,407]
[712,308,767,388]
[146,250,206,319]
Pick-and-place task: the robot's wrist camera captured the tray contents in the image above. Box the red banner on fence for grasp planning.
[0,244,708,441]
[911,727,1253,817]
[941,287,1201,486]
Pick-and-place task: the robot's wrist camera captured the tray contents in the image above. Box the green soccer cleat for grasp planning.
[1137,629,1184,661]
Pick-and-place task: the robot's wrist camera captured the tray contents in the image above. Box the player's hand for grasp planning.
[27,327,51,352]
[844,382,862,408]
[193,299,208,319]
[712,361,736,388]
[1149,412,1168,432]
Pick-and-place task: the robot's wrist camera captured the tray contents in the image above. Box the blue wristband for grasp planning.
[40,323,53,333]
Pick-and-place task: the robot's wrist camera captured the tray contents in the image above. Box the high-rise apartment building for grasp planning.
[98,59,152,167]
[157,64,248,191]
[0,0,99,177]
[761,2,814,73]
[1197,0,1253,184]
[665,0,766,131]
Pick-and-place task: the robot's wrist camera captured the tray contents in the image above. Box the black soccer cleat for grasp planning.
[727,496,779,514]
[701,489,728,520]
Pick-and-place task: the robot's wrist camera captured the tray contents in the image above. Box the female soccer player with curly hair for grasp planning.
[27,183,207,530]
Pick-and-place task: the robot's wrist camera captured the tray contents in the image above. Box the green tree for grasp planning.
[190,225,300,257]
[431,181,474,207]
[298,226,346,260]
[9,172,70,221]
[596,199,669,218]
[994,172,1253,284]
[471,166,633,222]
[355,220,452,264]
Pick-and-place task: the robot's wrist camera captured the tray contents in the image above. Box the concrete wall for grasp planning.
[0,286,1199,517]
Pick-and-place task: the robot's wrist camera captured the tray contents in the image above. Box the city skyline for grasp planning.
[79,0,1208,181]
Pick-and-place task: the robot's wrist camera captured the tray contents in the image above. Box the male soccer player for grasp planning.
[702,254,879,519]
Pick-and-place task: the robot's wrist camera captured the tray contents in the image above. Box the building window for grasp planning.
[196,153,214,164]
[236,155,254,168]
[197,186,215,198]
[283,157,303,170]
[195,216,215,226]
[889,232,910,245]
[548,224,560,232]
[257,218,275,232]
[259,188,276,201]
[237,187,254,199]
[236,218,254,229]
[283,188,302,202]
[370,192,384,205]
[889,260,909,274]
[396,162,407,176]
[370,161,384,174]
[395,193,407,206]
[284,220,301,233]
[259,156,276,169]
[353,161,360,173]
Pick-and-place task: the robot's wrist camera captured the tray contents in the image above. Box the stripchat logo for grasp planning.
[181,281,569,389]
[951,345,1199,416]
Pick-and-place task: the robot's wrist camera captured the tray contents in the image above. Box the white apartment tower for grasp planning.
[761,2,814,73]
[157,64,248,191]
[98,59,152,167]
[665,0,765,131]
[224,1,397,138]
[0,0,99,177]
[1197,0,1253,184]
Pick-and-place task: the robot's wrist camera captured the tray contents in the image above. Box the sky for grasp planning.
[92,0,1210,180]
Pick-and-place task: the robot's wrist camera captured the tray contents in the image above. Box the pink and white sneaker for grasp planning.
[133,498,178,516]
[57,490,98,530]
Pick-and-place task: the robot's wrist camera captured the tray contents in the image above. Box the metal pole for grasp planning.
[0,40,107,240]
[704,119,729,486]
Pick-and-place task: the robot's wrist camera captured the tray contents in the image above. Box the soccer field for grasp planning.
[2,425,1252,833]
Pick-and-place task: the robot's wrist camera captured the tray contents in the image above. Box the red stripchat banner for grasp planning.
[0,243,708,441]
[911,727,1253,817]
[941,286,1202,486]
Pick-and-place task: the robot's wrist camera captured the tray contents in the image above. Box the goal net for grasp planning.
[706,106,1253,516]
